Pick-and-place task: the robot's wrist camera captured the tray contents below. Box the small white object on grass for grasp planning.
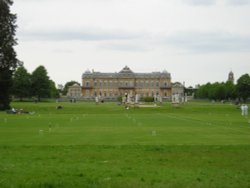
[39,130,44,135]
[104,177,111,181]
[152,130,157,136]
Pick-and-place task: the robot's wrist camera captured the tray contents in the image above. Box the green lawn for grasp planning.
[0,101,250,187]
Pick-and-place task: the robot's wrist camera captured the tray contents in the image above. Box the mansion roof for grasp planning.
[82,66,171,79]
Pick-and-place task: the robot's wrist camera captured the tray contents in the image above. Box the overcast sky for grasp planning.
[12,0,250,87]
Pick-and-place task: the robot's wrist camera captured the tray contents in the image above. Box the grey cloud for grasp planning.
[182,0,250,6]
[18,29,140,42]
[226,0,250,5]
[17,28,250,54]
[51,49,73,54]
[163,32,250,53]
[181,0,216,6]
[98,42,152,52]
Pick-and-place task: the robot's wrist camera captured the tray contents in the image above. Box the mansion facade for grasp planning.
[68,66,173,100]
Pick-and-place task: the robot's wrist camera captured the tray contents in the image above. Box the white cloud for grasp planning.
[181,0,250,6]
[162,32,250,53]
[181,0,216,6]
[18,29,141,42]
[12,0,250,86]
[226,0,250,5]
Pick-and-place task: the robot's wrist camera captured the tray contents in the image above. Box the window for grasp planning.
[86,90,90,97]
[140,81,143,87]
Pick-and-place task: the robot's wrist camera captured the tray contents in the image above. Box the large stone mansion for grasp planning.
[68,66,184,100]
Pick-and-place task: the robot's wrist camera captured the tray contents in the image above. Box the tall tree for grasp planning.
[236,74,250,102]
[225,81,236,100]
[0,0,19,110]
[12,66,31,101]
[31,66,50,101]
[49,80,59,98]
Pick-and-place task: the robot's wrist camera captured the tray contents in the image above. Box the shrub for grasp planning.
[141,97,154,102]
[117,96,122,102]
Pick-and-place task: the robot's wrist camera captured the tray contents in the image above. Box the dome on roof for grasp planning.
[119,66,133,74]
[73,83,79,86]
[84,69,91,74]
[162,69,168,73]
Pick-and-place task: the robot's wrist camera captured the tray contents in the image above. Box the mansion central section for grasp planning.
[80,66,172,99]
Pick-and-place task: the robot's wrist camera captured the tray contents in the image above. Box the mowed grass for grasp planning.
[0,101,250,187]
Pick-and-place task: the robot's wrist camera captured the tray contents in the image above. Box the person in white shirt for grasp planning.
[241,104,245,116]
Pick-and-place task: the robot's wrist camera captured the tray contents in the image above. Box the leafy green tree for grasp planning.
[225,81,236,100]
[49,80,59,98]
[0,0,19,110]
[236,74,250,102]
[196,82,234,101]
[62,81,80,95]
[195,83,211,99]
[31,66,50,101]
[12,66,31,101]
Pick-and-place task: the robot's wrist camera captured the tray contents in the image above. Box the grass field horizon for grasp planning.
[0,101,250,187]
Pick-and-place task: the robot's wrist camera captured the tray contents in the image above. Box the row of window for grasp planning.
[85,91,169,97]
[84,81,170,88]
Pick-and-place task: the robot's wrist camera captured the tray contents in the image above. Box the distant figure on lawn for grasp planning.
[245,104,248,116]
[56,105,63,110]
[6,108,30,114]
[95,96,99,105]
[241,104,248,116]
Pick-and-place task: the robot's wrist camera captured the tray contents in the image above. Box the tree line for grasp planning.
[12,65,59,101]
[195,74,250,102]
